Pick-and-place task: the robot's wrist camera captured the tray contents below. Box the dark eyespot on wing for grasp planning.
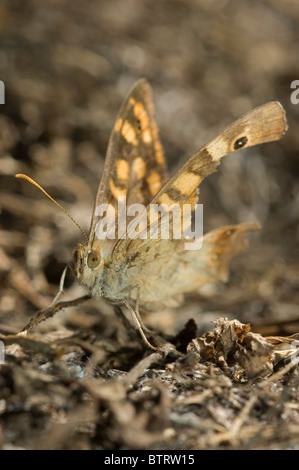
[234,136,248,150]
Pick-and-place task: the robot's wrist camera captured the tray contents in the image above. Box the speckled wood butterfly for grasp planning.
[17,79,287,349]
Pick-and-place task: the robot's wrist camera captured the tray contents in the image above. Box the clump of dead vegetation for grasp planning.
[0,313,298,450]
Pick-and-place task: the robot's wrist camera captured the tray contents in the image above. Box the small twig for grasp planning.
[198,393,257,448]
[0,332,62,356]
[229,394,257,436]
[20,295,91,333]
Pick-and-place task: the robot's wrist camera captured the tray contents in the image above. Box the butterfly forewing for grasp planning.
[88,79,168,255]
[111,101,287,282]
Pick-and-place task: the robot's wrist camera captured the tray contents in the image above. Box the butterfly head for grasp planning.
[73,243,104,294]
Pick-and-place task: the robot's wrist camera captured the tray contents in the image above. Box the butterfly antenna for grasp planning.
[15,174,89,243]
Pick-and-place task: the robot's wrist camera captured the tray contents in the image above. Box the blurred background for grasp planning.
[0,0,299,335]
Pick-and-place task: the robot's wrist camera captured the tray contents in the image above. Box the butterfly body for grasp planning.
[74,242,136,304]
[73,80,287,319]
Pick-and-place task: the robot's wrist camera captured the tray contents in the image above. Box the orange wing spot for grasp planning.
[173,172,202,194]
[134,101,150,129]
[114,117,123,133]
[133,101,152,143]
[147,171,162,196]
[109,179,127,199]
[132,157,146,179]
[121,120,138,145]
[154,139,165,165]
[117,159,129,180]
[142,128,152,143]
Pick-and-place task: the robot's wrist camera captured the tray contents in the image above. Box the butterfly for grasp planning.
[17,79,288,349]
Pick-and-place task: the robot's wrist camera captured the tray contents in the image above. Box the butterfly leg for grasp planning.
[122,300,160,351]
[49,265,68,306]
[134,286,153,334]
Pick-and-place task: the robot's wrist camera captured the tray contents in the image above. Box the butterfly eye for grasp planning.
[87,251,101,269]
[136,118,142,131]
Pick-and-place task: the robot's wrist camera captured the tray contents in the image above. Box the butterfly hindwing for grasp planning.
[123,223,260,311]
